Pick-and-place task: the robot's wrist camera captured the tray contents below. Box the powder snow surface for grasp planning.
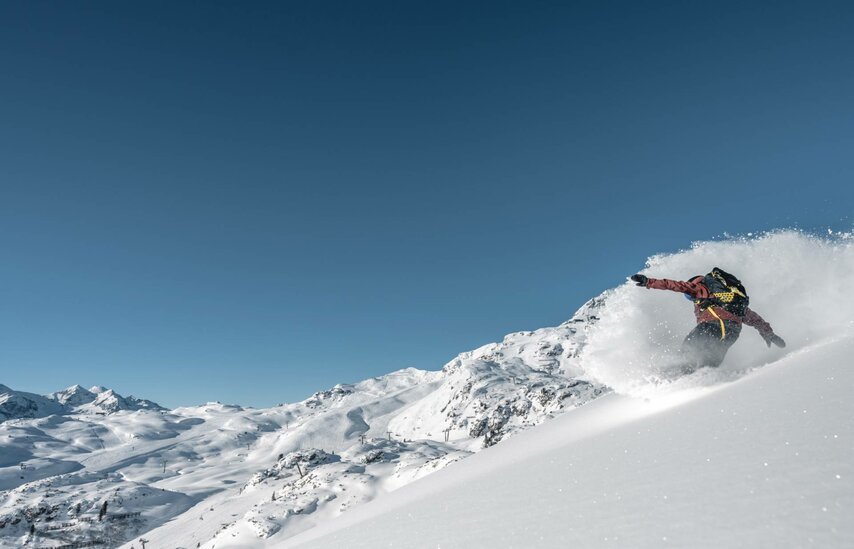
[284,231,854,548]
[2,230,852,548]
[286,335,853,548]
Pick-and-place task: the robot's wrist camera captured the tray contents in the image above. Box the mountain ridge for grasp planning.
[0,384,166,422]
[1,298,606,548]
[3,231,849,548]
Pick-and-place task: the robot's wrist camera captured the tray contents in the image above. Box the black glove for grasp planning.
[630,274,648,287]
[762,333,786,348]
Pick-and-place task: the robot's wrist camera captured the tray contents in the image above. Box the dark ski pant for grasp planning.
[680,320,742,371]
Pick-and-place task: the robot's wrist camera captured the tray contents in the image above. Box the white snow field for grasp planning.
[286,333,854,549]
[2,230,852,548]
[1,300,602,547]
[284,230,854,549]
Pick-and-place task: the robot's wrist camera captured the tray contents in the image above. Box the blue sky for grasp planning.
[2,1,852,408]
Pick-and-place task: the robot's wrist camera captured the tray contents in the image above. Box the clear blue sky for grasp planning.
[1,1,852,408]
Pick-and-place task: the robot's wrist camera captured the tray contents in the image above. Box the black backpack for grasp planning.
[699,267,750,316]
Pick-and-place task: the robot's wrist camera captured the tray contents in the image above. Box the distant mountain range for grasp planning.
[0,383,164,421]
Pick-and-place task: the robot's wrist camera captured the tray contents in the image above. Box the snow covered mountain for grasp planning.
[282,230,854,549]
[1,230,852,548]
[0,297,605,548]
[0,385,65,422]
[0,384,165,422]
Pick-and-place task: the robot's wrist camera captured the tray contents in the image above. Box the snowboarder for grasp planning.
[630,268,785,373]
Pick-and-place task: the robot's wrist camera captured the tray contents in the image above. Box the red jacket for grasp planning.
[644,277,774,336]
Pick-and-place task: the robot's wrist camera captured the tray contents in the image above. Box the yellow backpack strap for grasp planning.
[706,306,726,340]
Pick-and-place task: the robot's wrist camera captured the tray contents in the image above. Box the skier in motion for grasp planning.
[630,268,786,373]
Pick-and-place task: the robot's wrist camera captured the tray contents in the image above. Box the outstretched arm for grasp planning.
[744,307,786,347]
[631,275,708,298]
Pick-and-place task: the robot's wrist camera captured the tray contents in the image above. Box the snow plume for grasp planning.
[580,230,854,396]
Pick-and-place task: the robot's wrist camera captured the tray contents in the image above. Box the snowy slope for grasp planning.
[2,230,851,548]
[1,301,602,547]
[118,301,605,549]
[282,230,854,548]
[287,334,854,548]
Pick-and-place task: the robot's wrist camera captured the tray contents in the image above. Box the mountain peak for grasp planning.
[51,384,97,406]
[0,384,165,422]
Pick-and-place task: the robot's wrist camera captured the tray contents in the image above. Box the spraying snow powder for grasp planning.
[579,230,854,396]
